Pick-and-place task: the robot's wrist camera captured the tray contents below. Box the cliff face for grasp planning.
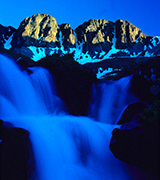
[0,13,160,63]
[12,14,60,47]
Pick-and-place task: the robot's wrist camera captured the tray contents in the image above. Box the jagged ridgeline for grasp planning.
[0,13,160,65]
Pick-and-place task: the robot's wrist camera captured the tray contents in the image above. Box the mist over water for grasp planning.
[0,54,157,180]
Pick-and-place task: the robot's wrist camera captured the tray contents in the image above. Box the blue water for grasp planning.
[0,54,157,180]
[88,76,139,124]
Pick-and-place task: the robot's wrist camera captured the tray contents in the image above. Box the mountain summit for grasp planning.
[0,13,160,64]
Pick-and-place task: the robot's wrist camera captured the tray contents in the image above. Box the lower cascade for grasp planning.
[0,54,157,180]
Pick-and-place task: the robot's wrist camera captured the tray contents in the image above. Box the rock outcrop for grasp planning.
[110,100,160,176]
[1,119,35,180]
[130,56,160,104]
[59,23,75,48]
[117,102,149,124]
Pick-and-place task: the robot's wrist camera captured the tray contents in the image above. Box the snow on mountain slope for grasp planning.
[0,14,160,79]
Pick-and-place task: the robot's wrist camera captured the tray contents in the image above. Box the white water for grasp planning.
[89,76,139,124]
[0,54,157,180]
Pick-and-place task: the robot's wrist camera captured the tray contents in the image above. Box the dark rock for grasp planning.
[17,57,32,68]
[117,102,149,124]
[11,46,36,59]
[0,24,16,49]
[36,54,96,115]
[59,23,75,49]
[110,100,160,176]
[130,56,160,104]
[1,119,35,180]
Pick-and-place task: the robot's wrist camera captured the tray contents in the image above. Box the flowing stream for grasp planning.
[0,54,157,180]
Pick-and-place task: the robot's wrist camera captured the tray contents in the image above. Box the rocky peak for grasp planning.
[12,14,60,47]
[1,13,157,63]
[75,19,114,44]
[115,19,150,48]
[59,23,75,46]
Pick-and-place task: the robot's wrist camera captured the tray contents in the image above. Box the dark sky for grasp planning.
[0,0,160,36]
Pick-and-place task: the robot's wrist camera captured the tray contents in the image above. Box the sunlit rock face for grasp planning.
[115,20,152,54]
[59,23,75,47]
[115,19,149,45]
[11,14,151,53]
[12,14,60,47]
[12,14,76,48]
[75,19,114,56]
[1,13,160,64]
[75,19,114,44]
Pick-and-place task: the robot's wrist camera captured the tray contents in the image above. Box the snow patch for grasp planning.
[130,51,142,57]
[96,67,121,79]
[151,36,160,47]
[4,33,14,50]
[49,47,59,56]
[102,29,121,59]
[59,31,68,54]
[27,46,62,61]
[144,51,151,57]
[28,46,46,61]
[136,33,140,43]
[97,67,113,79]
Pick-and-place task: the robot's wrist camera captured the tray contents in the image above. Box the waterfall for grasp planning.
[88,76,139,124]
[0,54,63,118]
[0,54,157,180]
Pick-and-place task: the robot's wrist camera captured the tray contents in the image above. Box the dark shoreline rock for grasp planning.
[117,102,150,124]
[110,100,160,177]
[1,119,36,180]
[130,56,160,104]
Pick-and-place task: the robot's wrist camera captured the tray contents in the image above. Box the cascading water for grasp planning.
[0,54,157,180]
[0,54,63,118]
[88,76,139,124]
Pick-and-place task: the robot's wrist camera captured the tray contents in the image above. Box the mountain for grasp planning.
[0,13,160,79]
